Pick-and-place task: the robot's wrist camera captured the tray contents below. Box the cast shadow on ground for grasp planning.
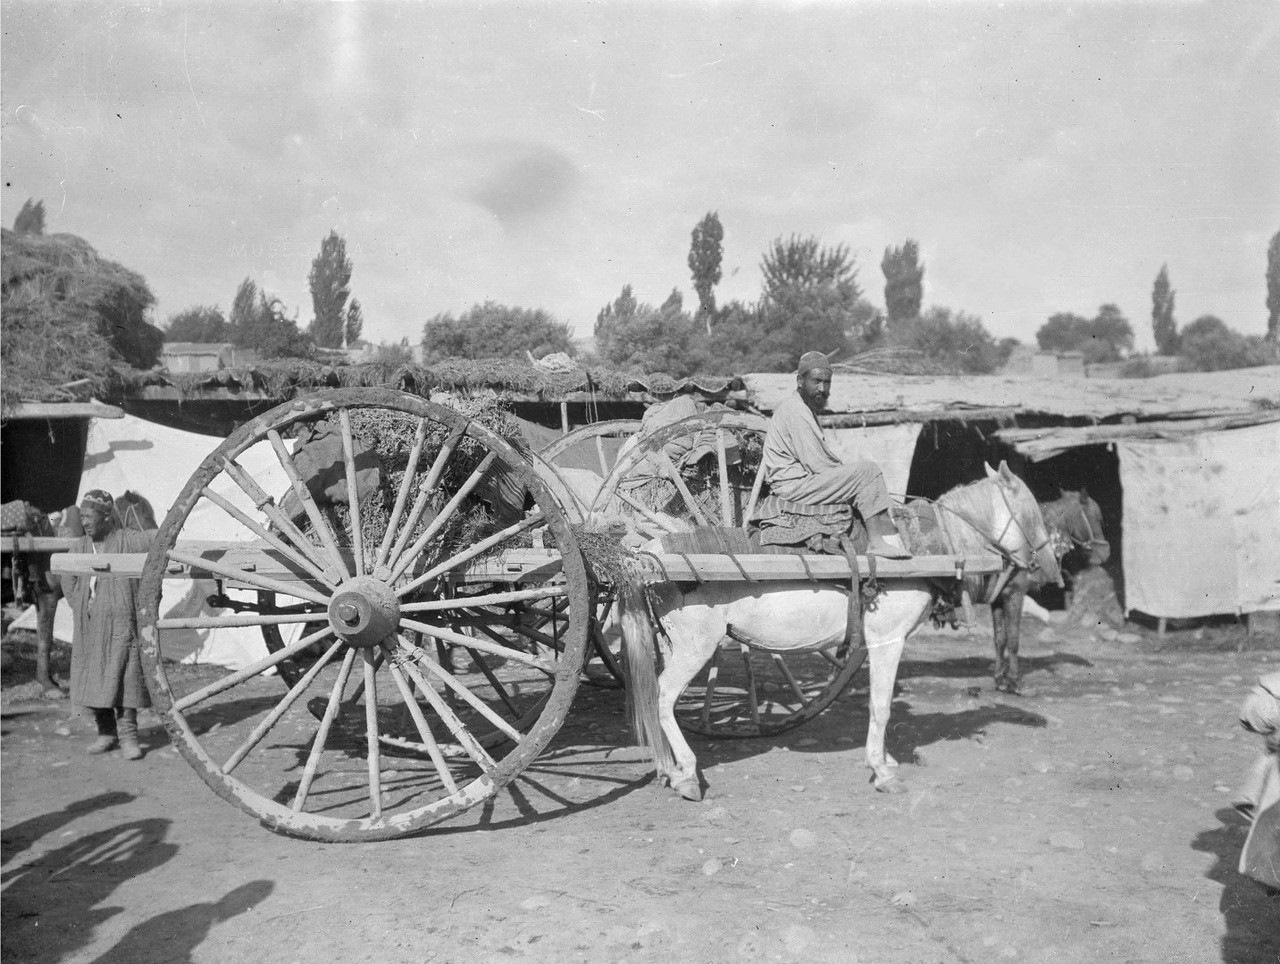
[89,879,274,964]
[895,652,1093,684]
[692,696,1047,778]
[1191,808,1280,964]
[1,813,177,964]
[1,791,134,867]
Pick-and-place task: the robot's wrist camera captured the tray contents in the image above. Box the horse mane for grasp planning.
[934,475,1042,557]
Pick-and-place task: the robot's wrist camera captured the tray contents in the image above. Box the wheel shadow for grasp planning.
[1,807,178,964]
[895,652,1094,683]
[1191,808,1280,964]
[688,694,1048,775]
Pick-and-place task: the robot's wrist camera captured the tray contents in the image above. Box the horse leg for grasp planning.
[991,602,1011,693]
[1000,585,1027,694]
[34,585,65,698]
[865,636,907,793]
[654,609,726,801]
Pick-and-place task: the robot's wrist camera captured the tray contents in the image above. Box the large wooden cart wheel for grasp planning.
[592,410,867,737]
[538,420,644,688]
[137,389,591,842]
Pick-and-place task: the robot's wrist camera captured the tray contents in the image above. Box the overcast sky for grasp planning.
[3,1,1278,353]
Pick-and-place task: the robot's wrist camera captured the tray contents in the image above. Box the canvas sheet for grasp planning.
[15,411,296,670]
[1117,421,1280,619]
[824,423,923,502]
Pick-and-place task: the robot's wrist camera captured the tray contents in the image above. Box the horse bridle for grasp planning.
[1059,499,1108,553]
[932,483,1054,576]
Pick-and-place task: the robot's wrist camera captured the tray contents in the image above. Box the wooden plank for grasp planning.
[52,545,1004,584]
[4,402,125,420]
[2,536,84,554]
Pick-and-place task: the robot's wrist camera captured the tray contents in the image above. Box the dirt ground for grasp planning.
[3,612,1278,964]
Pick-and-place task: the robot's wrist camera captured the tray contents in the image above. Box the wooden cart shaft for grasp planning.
[50,544,1005,585]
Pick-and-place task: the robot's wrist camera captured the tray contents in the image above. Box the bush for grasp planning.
[1179,316,1276,372]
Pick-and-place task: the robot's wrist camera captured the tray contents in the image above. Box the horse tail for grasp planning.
[618,572,675,777]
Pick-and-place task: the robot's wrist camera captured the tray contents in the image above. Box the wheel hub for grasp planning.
[327,576,400,648]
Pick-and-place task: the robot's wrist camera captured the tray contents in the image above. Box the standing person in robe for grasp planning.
[55,490,154,760]
[761,351,911,559]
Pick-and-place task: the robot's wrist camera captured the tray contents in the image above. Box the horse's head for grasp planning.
[115,490,158,532]
[1053,487,1110,566]
[983,461,1063,586]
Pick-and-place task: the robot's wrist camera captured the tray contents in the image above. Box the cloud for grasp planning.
[468,143,582,226]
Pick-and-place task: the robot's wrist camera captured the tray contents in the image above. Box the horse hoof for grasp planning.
[672,778,703,802]
[874,776,907,795]
[41,686,67,700]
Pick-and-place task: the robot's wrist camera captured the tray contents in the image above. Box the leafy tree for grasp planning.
[1151,264,1177,355]
[164,305,229,342]
[345,298,364,347]
[1268,230,1280,344]
[370,339,416,366]
[307,230,353,348]
[228,277,312,359]
[887,306,1005,374]
[1036,305,1133,364]
[757,235,863,367]
[12,198,45,235]
[760,235,858,299]
[1180,315,1275,371]
[594,286,709,376]
[423,302,575,362]
[688,212,724,331]
[881,240,924,326]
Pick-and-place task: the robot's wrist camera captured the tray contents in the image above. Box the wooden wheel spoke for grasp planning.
[201,488,333,585]
[745,455,768,528]
[380,642,459,795]
[397,510,544,596]
[338,410,367,576]
[400,585,566,613]
[374,416,432,571]
[716,428,733,526]
[771,653,807,703]
[173,625,334,713]
[292,647,358,813]
[595,435,609,478]
[399,618,556,674]
[386,646,497,772]
[158,610,325,631]
[392,639,524,743]
[219,457,338,581]
[381,422,469,579]
[268,428,351,582]
[362,651,382,818]
[470,618,560,666]
[655,447,710,527]
[387,451,497,584]
[222,639,344,774]
[739,643,761,729]
[613,490,682,534]
[166,548,329,607]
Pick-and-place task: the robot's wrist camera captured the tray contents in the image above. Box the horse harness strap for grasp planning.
[838,534,866,653]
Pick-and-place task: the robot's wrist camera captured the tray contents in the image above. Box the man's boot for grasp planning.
[117,708,143,761]
[87,707,117,754]
[866,511,911,559]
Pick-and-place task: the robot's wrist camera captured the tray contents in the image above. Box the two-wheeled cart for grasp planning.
[53,389,1004,841]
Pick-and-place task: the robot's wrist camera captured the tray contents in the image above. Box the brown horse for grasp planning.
[987,488,1108,694]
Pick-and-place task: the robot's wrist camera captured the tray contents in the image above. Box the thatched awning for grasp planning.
[110,358,742,405]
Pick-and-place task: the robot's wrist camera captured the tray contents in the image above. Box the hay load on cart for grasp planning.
[52,388,1007,841]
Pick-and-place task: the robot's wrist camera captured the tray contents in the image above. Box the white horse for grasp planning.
[618,461,1062,801]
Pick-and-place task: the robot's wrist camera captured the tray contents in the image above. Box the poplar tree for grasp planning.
[308,231,353,348]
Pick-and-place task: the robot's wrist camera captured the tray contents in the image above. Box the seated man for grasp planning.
[761,351,910,559]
